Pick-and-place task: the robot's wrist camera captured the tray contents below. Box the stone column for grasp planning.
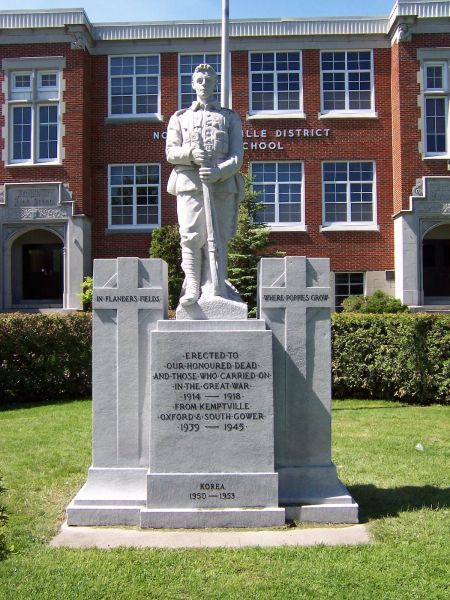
[258,256,358,523]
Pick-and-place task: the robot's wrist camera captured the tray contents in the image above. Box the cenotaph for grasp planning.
[67,63,357,527]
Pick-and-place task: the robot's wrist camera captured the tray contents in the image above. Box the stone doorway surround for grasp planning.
[0,182,91,311]
[394,176,450,307]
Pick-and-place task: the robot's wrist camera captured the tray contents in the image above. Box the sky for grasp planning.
[0,1,398,23]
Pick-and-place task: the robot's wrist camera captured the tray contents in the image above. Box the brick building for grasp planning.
[1,0,449,311]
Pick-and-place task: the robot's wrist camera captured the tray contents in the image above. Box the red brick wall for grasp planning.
[391,34,450,215]
[3,37,448,274]
[0,44,90,215]
[230,48,394,272]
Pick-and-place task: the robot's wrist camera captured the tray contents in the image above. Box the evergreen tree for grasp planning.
[149,224,183,310]
[228,174,283,315]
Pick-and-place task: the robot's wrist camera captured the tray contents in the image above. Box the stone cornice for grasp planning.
[0,2,450,43]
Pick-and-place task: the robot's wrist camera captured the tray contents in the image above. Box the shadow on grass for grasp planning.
[0,397,91,412]
[333,404,407,411]
[349,484,450,522]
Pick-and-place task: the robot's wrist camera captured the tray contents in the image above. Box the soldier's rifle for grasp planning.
[193,132,222,297]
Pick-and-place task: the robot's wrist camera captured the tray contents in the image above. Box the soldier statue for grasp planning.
[166,63,244,307]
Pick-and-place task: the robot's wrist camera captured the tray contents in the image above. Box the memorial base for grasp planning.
[278,465,359,524]
[140,507,286,529]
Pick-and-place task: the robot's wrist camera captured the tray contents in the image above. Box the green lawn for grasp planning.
[0,399,448,600]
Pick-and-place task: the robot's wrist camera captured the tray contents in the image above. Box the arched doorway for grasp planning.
[11,229,64,307]
[422,223,450,303]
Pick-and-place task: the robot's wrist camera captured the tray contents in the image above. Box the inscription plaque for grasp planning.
[147,321,280,512]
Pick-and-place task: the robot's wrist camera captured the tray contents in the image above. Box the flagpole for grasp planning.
[221,0,230,108]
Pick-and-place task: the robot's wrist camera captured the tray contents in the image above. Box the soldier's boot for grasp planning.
[180,248,201,306]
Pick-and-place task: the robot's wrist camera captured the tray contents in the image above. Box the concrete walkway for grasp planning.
[51,522,371,549]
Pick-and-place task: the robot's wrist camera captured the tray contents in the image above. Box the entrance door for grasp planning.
[22,243,63,300]
[423,238,450,298]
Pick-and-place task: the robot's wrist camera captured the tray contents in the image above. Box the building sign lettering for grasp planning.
[153,127,332,151]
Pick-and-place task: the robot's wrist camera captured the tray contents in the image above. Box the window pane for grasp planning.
[179,54,221,108]
[12,106,32,160]
[110,164,159,227]
[425,97,447,153]
[252,162,302,223]
[426,65,443,90]
[322,50,372,111]
[251,52,300,112]
[38,105,58,160]
[335,272,364,311]
[323,162,374,223]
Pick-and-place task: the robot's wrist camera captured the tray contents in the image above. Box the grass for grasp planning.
[0,399,448,600]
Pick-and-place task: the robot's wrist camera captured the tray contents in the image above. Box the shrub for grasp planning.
[149,225,183,310]
[332,313,450,404]
[0,313,92,405]
[79,276,93,312]
[341,290,409,313]
[0,476,8,560]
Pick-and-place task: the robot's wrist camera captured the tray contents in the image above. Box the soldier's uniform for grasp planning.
[166,99,244,300]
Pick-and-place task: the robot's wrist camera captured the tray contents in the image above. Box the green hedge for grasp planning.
[0,313,92,404]
[0,476,7,560]
[1,312,448,405]
[332,313,450,404]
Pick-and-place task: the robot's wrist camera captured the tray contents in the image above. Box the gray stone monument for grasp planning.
[141,320,283,528]
[67,257,168,525]
[67,62,357,528]
[258,256,358,523]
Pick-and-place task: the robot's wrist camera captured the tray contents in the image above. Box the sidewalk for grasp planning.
[51,522,371,549]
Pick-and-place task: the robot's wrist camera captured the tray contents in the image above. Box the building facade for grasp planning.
[1,0,450,311]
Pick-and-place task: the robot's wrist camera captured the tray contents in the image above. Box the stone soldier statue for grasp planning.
[166,64,244,307]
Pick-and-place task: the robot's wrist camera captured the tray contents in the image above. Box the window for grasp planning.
[335,272,364,311]
[7,68,60,164]
[179,54,221,108]
[249,52,302,114]
[321,51,373,114]
[323,162,375,225]
[109,56,160,117]
[423,62,448,156]
[109,164,160,229]
[252,162,303,225]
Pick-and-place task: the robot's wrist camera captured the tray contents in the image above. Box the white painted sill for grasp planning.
[320,224,380,232]
[247,112,306,120]
[268,224,308,232]
[318,111,378,120]
[105,114,163,124]
[5,161,62,167]
[105,227,158,234]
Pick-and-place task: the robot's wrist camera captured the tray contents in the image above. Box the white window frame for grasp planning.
[108,54,161,120]
[5,61,62,166]
[319,50,376,119]
[248,51,304,119]
[178,53,225,109]
[108,163,161,230]
[422,60,449,158]
[320,160,378,232]
[250,161,305,230]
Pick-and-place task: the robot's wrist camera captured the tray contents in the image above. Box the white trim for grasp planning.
[247,112,306,120]
[318,111,378,119]
[320,224,380,232]
[248,50,303,116]
[5,64,63,166]
[321,160,378,228]
[250,160,305,227]
[108,54,161,119]
[108,163,161,230]
[320,49,375,115]
[2,3,450,42]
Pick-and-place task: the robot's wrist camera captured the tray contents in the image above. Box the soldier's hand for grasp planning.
[199,166,221,183]
[191,148,206,165]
